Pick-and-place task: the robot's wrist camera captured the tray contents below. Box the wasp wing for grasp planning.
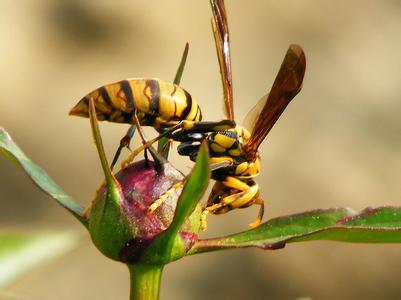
[211,0,234,121]
[242,93,268,132]
[244,44,306,160]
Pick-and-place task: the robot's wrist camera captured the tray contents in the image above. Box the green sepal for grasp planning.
[87,187,134,260]
[86,98,135,260]
[141,142,209,265]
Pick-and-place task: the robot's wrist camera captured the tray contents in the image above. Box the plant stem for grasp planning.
[128,264,164,300]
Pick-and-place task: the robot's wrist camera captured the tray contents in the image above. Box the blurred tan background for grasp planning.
[1,0,401,299]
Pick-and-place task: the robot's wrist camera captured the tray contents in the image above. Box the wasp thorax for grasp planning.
[86,160,201,264]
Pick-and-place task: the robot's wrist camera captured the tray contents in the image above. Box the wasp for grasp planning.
[143,0,306,229]
[70,0,306,230]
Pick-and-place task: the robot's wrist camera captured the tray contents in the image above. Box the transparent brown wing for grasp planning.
[242,93,268,132]
[244,44,306,160]
[210,0,234,121]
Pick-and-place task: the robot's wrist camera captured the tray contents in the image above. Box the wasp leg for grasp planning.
[222,176,252,193]
[110,125,136,170]
[135,113,167,167]
[210,160,233,171]
[248,198,264,229]
[121,122,183,168]
[121,142,165,168]
[121,113,167,168]
[201,187,259,230]
[221,178,260,210]
[170,119,235,140]
[121,119,235,166]
[221,185,259,210]
[201,177,260,230]
[148,181,183,212]
[200,210,210,231]
[149,160,232,218]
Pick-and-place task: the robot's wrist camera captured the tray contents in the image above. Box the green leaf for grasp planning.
[88,98,116,187]
[189,206,401,254]
[0,231,78,288]
[144,142,209,263]
[0,128,86,224]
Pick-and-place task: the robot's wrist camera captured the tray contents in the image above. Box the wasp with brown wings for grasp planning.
[70,0,306,230]
[174,0,306,229]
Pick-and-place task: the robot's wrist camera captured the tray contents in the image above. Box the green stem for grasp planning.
[128,264,164,300]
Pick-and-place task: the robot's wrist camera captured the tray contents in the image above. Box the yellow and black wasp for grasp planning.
[171,0,306,228]
[70,0,306,230]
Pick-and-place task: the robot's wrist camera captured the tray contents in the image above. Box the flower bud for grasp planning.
[86,160,201,264]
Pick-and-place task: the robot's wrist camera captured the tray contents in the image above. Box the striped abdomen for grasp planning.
[69,78,202,127]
